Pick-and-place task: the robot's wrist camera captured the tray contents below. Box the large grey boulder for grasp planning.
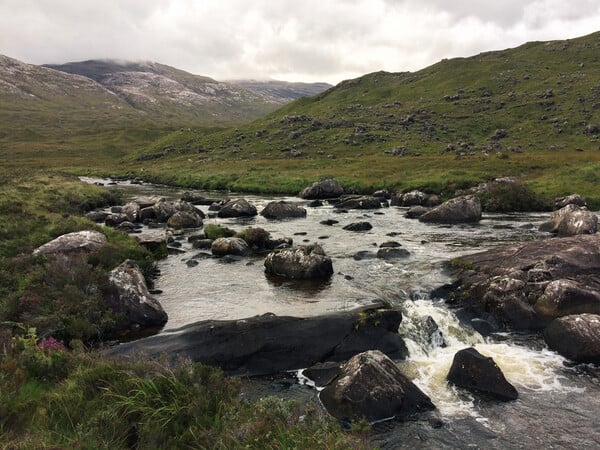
[211,237,251,257]
[299,178,344,199]
[264,244,333,279]
[419,195,481,224]
[260,201,307,219]
[334,195,382,210]
[217,199,258,218]
[320,350,435,422]
[107,260,168,328]
[33,231,107,256]
[538,204,597,236]
[166,210,203,229]
[535,279,600,320]
[544,314,600,363]
[105,306,408,376]
[447,347,518,401]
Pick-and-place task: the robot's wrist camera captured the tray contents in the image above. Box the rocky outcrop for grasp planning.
[217,199,258,218]
[441,234,600,331]
[106,259,168,328]
[543,314,600,363]
[211,237,251,257]
[264,244,333,279]
[320,350,435,422]
[33,231,107,256]
[105,307,408,376]
[334,195,382,210]
[419,195,481,224]
[299,178,344,199]
[538,204,597,236]
[166,210,203,229]
[447,347,518,401]
[260,201,307,219]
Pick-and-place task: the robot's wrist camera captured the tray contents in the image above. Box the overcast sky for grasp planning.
[1,0,599,84]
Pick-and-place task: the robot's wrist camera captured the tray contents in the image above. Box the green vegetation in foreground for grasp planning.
[0,329,368,449]
[114,31,600,207]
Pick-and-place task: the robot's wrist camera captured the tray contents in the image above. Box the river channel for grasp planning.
[86,178,600,449]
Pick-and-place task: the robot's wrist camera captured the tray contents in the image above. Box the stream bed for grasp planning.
[86,178,600,449]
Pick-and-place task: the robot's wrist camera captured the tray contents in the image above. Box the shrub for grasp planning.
[477,181,550,212]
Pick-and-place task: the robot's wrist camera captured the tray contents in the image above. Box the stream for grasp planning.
[85,177,600,449]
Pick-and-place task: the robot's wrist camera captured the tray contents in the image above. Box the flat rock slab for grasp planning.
[33,230,107,256]
[105,306,408,376]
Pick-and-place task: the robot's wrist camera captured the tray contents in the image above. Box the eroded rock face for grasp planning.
[299,178,344,199]
[447,347,518,401]
[211,237,251,257]
[539,204,597,236]
[217,199,258,218]
[107,259,168,328]
[320,350,435,422]
[419,195,481,224]
[264,245,333,279]
[544,314,600,363]
[260,201,307,219]
[33,231,107,256]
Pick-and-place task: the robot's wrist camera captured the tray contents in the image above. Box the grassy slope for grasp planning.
[124,32,600,206]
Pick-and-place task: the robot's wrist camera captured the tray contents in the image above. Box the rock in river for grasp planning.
[105,306,408,376]
[334,195,382,210]
[543,314,600,364]
[211,237,251,257]
[320,350,435,422]
[299,178,344,199]
[419,195,481,224]
[217,198,258,218]
[264,244,333,279]
[538,204,598,236]
[260,201,307,219]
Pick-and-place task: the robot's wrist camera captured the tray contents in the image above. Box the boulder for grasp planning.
[217,199,258,218]
[405,205,429,219]
[105,306,408,376]
[334,195,382,210]
[166,210,203,229]
[441,234,600,331]
[211,237,251,257]
[419,195,481,224]
[377,247,410,260]
[543,314,600,363]
[139,206,156,222]
[104,213,129,227]
[106,260,168,328]
[373,189,392,199]
[397,190,428,206]
[343,222,373,232]
[261,201,307,219]
[121,202,141,222]
[135,234,166,253]
[85,211,109,222]
[535,279,600,320]
[133,196,163,209]
[264,244,333,279]
[33,231,107,256]
[554,194,587,209]
[447,347,518,401]
[299,178,344,199]
[320,350,435,422]
[152,199,178,223]
[538,204,597,236]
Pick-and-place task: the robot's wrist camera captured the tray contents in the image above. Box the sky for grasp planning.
[1,0,599,84]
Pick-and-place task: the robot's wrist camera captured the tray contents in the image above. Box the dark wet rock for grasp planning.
[105,307,408,376]
[554,194,587,209]
[343,222,373,232]
[264,244,333,279]
[139,206,156,221]
[219,255,244,264]
[110,205,122,213]
[106,259,168,328]
[181,191,219,205]
[152,199,178,222]
[544,314,600,363]
[320,219,339,226]
[441,234,600,330]
[447,347,518,401]
[166,210,203,229]
[192,239,214,250]
[85,210,109,222]
[353,250,376,260]
[320,350,435,422]
[405,206,430,219]
[416,316,446,348]
[308,200,324,207]
[299,178,344,199]
[167,246,186,255]
[217,198,258,218]
[419,195,481,224]
[33,230,107,256]
[186,259,199,268]
[187,232,206,243]
[380,241,402,248]
[190,251,213,260]
[211,237,251,257]
[261,201,307,219]
[334,195,382,210]
[538,204,597,236]
[265,237,293,250]
[373,189,392,199]
[116,221,138,233]
[377,247,410,260]
[535,279,600,320]
[302,362,341,387]
[121,202,141,223]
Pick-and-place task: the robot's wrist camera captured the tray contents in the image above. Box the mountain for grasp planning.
[229,79,332,103]
[44,60,280,123]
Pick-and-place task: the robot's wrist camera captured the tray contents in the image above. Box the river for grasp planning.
[84,177,600,449]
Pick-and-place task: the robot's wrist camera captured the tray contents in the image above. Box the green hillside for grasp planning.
[128,31,600,205]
